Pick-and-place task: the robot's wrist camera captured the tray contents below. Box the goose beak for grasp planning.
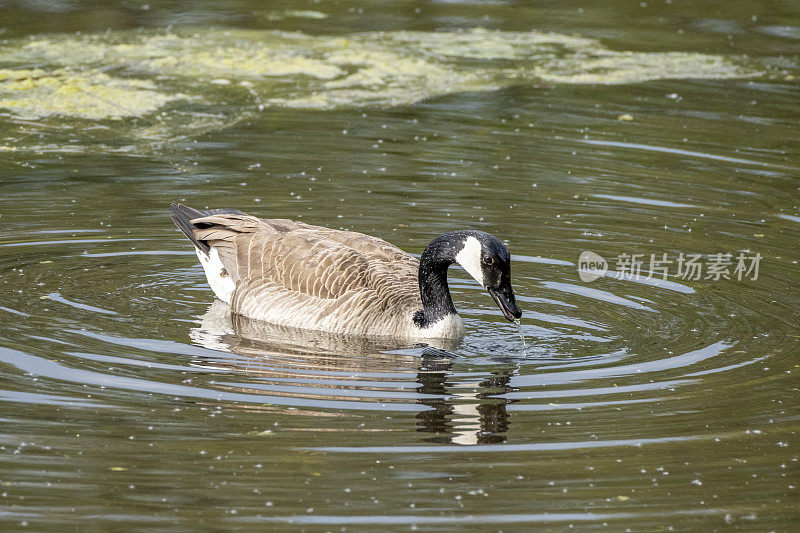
[488,284,522,322]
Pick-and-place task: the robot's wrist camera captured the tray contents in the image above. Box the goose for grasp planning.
[170,203,522,340]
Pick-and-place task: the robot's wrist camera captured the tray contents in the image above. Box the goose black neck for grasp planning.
[414,233,464,328]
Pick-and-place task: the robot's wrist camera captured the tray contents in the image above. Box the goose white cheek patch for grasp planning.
[455,236,485,287]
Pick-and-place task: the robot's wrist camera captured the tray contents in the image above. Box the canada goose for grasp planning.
[170,203,522,340]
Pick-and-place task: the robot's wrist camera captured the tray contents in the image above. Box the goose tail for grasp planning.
[169,203,245,256]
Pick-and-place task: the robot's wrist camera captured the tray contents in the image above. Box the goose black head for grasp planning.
[455,230,523,322]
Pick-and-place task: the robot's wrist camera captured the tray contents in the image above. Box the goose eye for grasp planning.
[482,256,495,266]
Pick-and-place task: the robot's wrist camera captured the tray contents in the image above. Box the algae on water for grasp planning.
[0,68,183,119]
[0,28,763,150]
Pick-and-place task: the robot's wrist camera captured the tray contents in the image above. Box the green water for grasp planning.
[1,1,799,530]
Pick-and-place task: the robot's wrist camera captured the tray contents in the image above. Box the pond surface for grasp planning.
[1,0,799,530]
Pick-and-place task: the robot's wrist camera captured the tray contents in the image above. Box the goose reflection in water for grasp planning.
[189,300,514,445]
[415,356,513,445]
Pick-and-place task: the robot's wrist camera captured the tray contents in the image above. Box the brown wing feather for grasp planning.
[189,214,418,302]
